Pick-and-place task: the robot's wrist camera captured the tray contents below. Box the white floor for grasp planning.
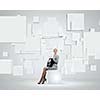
[0,75,100,90]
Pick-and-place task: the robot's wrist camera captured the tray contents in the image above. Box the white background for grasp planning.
[0,90,100,100]
[0,0,100,99]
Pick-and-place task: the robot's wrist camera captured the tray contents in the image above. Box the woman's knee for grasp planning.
[43,67,46,71]
[43,67,47,71]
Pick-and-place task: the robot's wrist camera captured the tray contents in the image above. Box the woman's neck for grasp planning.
[54,53,57,56]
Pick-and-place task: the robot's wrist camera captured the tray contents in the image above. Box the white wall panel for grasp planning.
[0,16,26,42]
[0,59,12,74]
[67,13,84,30]
[84,32,100,59]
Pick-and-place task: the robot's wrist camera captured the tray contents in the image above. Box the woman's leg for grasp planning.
[38,67,47,84]
[41,69,47,84]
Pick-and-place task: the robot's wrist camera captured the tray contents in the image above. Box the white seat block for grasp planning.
[47,70,62,84]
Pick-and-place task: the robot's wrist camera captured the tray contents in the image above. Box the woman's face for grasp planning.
[53,48,58,54]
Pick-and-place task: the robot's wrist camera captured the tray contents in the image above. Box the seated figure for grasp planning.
[37,48,59,84]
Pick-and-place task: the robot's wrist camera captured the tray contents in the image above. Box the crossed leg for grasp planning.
[38,67,48,84]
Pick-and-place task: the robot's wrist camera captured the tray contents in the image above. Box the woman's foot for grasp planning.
[37,82,41,84]
[37,79,42,84]
[42,78,47,84]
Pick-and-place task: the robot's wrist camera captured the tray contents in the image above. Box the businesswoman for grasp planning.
[38,48,59,84]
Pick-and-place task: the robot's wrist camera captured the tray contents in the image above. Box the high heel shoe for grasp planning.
[37,82,41,84]
[42,78,47,84]
[37,79,42,84]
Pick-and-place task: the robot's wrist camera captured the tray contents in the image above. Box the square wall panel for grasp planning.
[13,65,23,76]
[0,59,12,74]
[91,65,97,71]
[33,16,40,23]
[0,16,26,42]
[3,51,8,57]
[67,13,84,30]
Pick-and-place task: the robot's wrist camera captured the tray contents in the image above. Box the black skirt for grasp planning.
[47,58,55,68]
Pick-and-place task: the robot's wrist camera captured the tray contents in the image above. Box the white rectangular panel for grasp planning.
[72,45,83,58]
[23,60,33,74]
[13,65,23,76]
[67,13,84,30]
[0,59,12,74]
[0,16,26,42]
[84,32,100,59]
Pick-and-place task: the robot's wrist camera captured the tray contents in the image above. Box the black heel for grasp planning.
[42,78,47,84]
[37,82,41,84]
[37,79,42,84]
[45,78,47,82]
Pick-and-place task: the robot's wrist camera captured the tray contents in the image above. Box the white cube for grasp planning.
[47,70,62,84]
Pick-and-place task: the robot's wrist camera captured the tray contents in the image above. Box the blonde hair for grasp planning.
[53,48,58,52]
